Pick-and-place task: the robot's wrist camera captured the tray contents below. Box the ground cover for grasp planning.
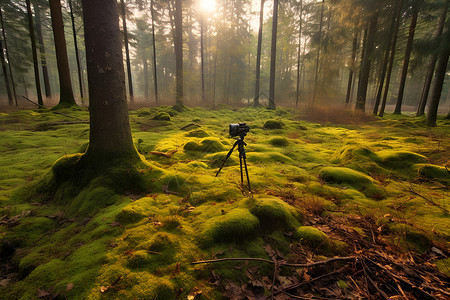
[0,106,449,299]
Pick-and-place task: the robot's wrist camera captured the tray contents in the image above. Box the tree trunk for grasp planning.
[82,0,138,159]
[26,0,44,106]
[295,0,302,107]
[254,0,264,106]
[394,5,419,114]
[174,0,184,107]
[34,5,52,99]
[379,0,403,117]
[355,9,379,111]
[0,7,17,106]
[120,0,134,102]
[49,0,76,107]
[0,39,13,104]
[426,23,450,127]
[150,0,158,105]
[312,0,324,104]
[200,17,205,103]
[345,29,358,105]
[68,0,84,100]
[417,0,449,116]
[268,0,278,110]
[143,52,149,100]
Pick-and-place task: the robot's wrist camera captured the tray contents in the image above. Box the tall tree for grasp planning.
[174,0,184,107]
[0,39,13,105]
[49,0,76,107]
[68,0,84,100]
[394,1,420,115]
[200,13,205,103]
[254,0,265,106]
[34,4,51,98]
[345,29,357,105]
[26,0,44,106]
[417,0,449,116]
[150,0,158,105]
[0,6,17,105]
[295,0,303,107]
[312,0,325,104]
[268,0,279,110]
[120,0,134,102]
[82,0,138,159]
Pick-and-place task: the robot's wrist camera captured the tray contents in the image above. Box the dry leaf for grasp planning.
[187,287,202,300]
[66,283,74,292]
[100,286,109,293]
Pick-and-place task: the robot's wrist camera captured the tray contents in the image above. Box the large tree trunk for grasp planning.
[174,0,184,107]
[49,0,76,107]
[345,29,358,105]
[312,0,324,104]
[34,5,52,99]
[0,7,17,106]
[254,0,265,106]
[150,0,158,105]
[268,0,278,110]
[379,0,403,117]
[0,39,13,105]
[143,51,149,100]
[417,0,449,116]
[426,23,450,127]
[68,0,84,100]
[26,0,44,106]
[120,0,134,102]
[355,9,379,111]
[394,5,419,115]
[82,0,138,159]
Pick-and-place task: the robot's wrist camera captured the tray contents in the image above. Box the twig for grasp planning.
[407,186,448,214]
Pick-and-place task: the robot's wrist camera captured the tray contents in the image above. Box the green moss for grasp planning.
[263,119,285,129]
[137,108,152,116]
[377,150,427,169]
[183,138,225,153]
[249,196,301,232]
[434,258,450,276]
[185,129,210,138]
[25,259,66,290]
[296,226,329,249]
[415,164,450,185]
[269,136,289,147]
[153,112,171,121]
[201,208,260,244]
[115,197,153,224]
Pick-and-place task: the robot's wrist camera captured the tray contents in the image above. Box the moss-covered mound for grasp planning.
[153,112,171,121]
[377,150,427,169]
[183,138,225,153]
[201,208,260,244]
[319,167,385,199]
[263,119,285,129]
[269,136,289,147]
[296,226,329,248]
[415,164,450,185]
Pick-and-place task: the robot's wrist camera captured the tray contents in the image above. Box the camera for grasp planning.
[229,123,250,137]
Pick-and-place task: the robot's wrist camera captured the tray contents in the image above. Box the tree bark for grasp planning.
[174,0,184,106]
[34,4,52,99]
[394,5,419,115]
[312,0,324,104]
[268,0,278,110]
[295,0,302,107]
[82,0,138,159]
[254,0,265,106]
[200,17,205,103]
[150,0,158,105]
[379,0,403,117]
[0,6,17,106]
[355,9,379,112]
[68,0,84,100]
[345,29,357,105]
[426,24,450,127]
[26,0,44,106]
[417,0,449,116]
[0,39,13,104]
[49,0,76,107]
[120,0,134,102]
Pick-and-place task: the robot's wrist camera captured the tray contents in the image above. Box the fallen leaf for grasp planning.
[37,289,50,298]
[100,286,109,293]
[187,287,202,300]
[0,278,11,287]
[66,283,74,292]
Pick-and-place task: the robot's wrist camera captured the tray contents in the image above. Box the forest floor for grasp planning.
[0,105,449,299]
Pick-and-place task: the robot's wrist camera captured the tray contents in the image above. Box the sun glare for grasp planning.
[199,0,217,14]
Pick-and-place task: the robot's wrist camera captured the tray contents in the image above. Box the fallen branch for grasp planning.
[407,186,448,214]
[148,149,178,158]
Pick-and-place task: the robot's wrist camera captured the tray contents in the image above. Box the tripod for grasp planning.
[215,135,251,192]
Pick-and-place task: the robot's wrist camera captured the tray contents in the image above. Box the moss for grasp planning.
[129,273,176,299]
[377,150,427,169]
[415,164,450,185]
[319,167,385,199]
[201,208,260,244]
[263,119,285,129]
[269,136,289,147]
[153,112,171,121]
[161,174,187,192]
[185,129,210,138]
[25,259,66,290]
[137,108,152,116]
[249,196,301,232]
[434,258,450,276]
[183,138,225,153]
[296,226,329,249]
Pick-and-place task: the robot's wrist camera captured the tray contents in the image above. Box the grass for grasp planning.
[0,105,449,299]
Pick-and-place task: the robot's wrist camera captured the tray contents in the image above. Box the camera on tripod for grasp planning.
[229,123,250,138]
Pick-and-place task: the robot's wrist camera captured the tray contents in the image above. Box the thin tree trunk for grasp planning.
[0,7,17,106]
[426,23,450,127]
[26,0,44,106]
[34,5,52,99]
[268,0,278,110]
[254,0,265,106]
[200,17,205,103]
[417,0,449,116]
[82,0,138,159]
[0,39,13,104]
[49,0,76,106]
[312,0,324,104]
[355,9,379,111]
[120,0,133,102]
[174,0,183,106]
[143,53,148,100]
[150,0,158,105]
[295,0,302,107]
[379,0,403,117]
[68,0,84,100]
[346,29,358,105]
[394,5,419,114]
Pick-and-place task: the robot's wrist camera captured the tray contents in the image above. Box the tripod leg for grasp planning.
[239,151,243,186]
[215,140,238,177]
[242,155,251,192]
